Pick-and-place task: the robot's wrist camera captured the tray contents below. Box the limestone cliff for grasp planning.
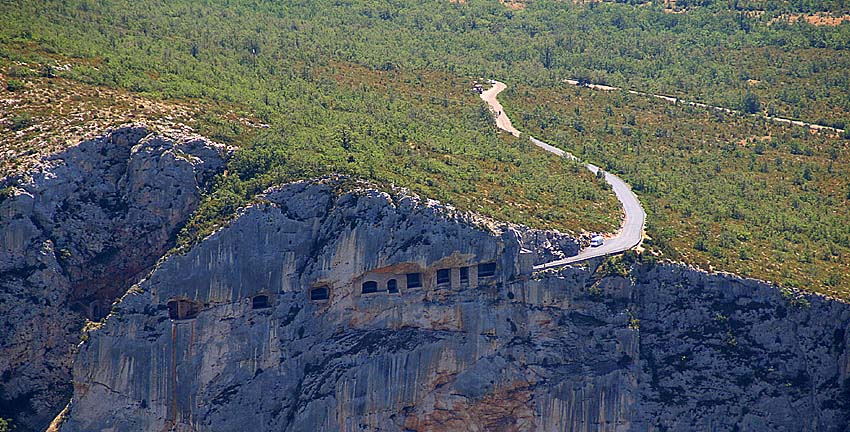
[57,180,850,431]
[0,125,229,431]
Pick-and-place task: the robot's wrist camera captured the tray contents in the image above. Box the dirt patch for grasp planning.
[737,134,771,147]
[768,13,850,27]
[0,60,258,178]
[404,382,536,431]
[500,0,527,10]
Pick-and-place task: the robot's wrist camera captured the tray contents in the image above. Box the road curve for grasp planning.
[480,82,521,137]
[479,81,646,268]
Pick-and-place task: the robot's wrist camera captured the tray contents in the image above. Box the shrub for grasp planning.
[740,92,761,114]
[6,79,24,92]
[9,112,32,131]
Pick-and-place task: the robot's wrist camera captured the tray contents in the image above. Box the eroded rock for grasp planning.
[0,124,228,431]
[56,180,850,431]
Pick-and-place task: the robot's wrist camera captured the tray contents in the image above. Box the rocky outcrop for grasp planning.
[633,265,850,430]
[0,124,228,431]
[57,180,850,431]
[516,227,579,265]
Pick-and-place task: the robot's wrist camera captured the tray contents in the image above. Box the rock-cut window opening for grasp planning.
[167,299,201,320]
[406,273,422,289]
[478,262,497,278]
[436,269,451,285]
[362,281,380,294]
[310,286,329,301]
[387,279,398,293]
[252,294,271,309]
[460,267,469,284]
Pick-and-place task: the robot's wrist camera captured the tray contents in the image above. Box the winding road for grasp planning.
[480,81,646,268]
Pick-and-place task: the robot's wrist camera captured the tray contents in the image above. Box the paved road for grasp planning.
[564,79,846,135]
[480,81,520,137]
[480,81,646,268]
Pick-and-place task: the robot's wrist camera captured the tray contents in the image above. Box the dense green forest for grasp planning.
[2,0,850,296]
[4,0,850,124]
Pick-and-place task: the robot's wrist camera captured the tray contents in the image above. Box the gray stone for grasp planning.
[0,124,228,431]
[56,179,850,432]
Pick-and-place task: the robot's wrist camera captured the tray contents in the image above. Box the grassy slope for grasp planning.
[0,50,262,176]
[177,63,621,246]
[0,53,621,248]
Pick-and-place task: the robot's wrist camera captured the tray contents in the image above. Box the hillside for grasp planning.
[506,81,850,298]
[1,1,850,429]
[3,0,848,284]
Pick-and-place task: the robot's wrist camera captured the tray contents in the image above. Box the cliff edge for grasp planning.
[0,125,229,431]
[56,180,850,431]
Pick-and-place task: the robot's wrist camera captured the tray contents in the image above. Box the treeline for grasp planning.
[2,0,849,124]
[1,0,849,292]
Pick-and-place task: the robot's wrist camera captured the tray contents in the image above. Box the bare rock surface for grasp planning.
[57,179,850,432]
[0,124,228,431]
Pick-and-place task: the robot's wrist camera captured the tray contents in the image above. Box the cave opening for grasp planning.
[387,279,398,293]
[252,294,271,309]
[406,273,422,289]
[310,286,330,301]
[478,262,497,278]
[167,299,201,320]
[436,268,451,285]
[362,281,379,294]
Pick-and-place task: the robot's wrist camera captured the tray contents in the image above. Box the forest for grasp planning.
[1,0,849,296]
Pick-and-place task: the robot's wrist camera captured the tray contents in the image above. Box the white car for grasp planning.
[590,235,604,247]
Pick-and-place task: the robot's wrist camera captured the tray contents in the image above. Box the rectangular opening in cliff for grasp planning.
[387,279,399,293]
[310,286,329,301]
[460,267,469,285]
[478,262,497,278]
[406,273,422,289]
[252,294,271,309]
[362,281,380,294]
[436,268,451,285]
[167,299,201,320]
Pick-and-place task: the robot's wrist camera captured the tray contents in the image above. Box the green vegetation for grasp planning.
[5,80,24,92]
[178,65,620,246]
[506,82,850,299]
[2,1,849,124]
[598,254,633,278]
[8,112,32,131]
[1,0,849,296]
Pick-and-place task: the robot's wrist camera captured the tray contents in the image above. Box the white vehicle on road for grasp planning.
[590,235,604,247]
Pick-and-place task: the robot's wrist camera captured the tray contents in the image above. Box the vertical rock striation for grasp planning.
[0,125,228,431]
[57,180,850,431]
[633,265,850,430]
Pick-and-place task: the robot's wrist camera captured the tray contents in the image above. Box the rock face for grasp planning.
[58,180,850,431]
[0,125,228,431]
[634,267,850,431]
